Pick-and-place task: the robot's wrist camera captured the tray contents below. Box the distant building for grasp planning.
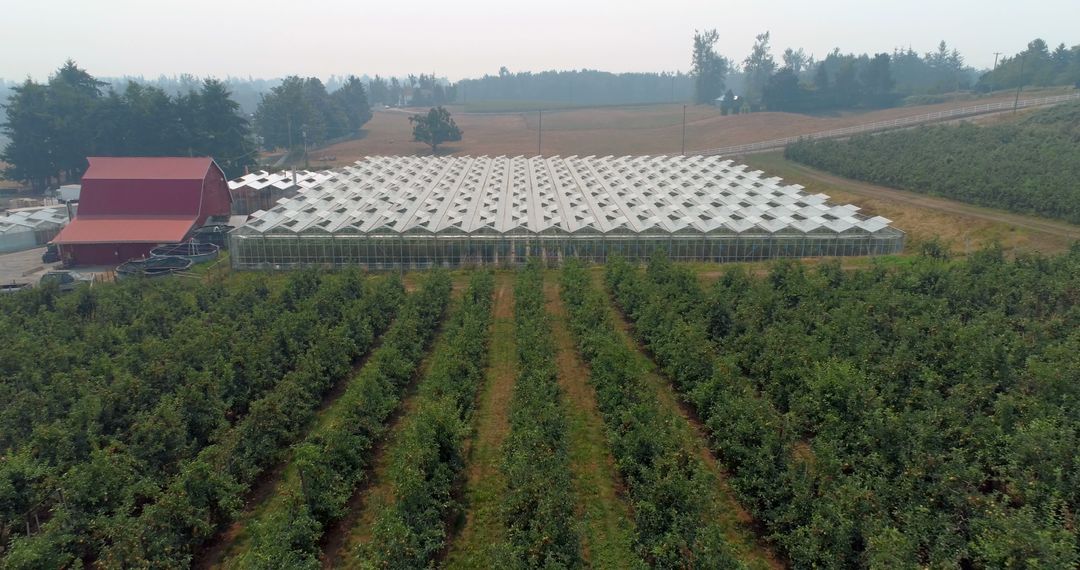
[58,184,81,202]
[0,205,70,254]
[52,157,232,266]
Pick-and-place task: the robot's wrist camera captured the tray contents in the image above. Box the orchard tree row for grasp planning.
[359,271,494,567]
[0,270,405,568]
[560,260,743,568]
[785,101,1080,224]
[234,271,451,568]
[607,248,1080,568]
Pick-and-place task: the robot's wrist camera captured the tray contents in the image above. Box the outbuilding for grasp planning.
[52,157,232,266]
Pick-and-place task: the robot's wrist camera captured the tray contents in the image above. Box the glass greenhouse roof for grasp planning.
[235,155,899,237]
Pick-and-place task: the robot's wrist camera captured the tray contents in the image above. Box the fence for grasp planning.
[677,92,1080,158]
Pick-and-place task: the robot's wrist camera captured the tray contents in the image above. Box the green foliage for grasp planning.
[0,270,404,567]
[234,271,452,568]
[409,106,462,153]
[359,271,494,568]
[500,261,582,568]
[786,101,1080,223]
[254,75,372,150]
[692,30,729,104]
[606,249,1080,568]
[456,69,693,108]
[978,39,1080,91]
[1,61,255,186]
[561,259,743,569]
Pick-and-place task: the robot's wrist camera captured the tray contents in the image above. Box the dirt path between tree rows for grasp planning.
[543,273,643,569]
[442,272,516,569]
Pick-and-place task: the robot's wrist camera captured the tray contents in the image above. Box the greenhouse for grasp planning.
[0,205,70,254]
[229,155,904,270]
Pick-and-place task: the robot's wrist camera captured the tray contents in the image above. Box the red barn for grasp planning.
[53,157,232,266]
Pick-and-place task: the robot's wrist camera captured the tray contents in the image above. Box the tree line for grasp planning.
[693,32,985,112]
[0,62,379,189]
[692,32,1080,113]
[785,100,1080,224]
[455,68,694,107]
[252,75,372,151]
[1,61,255,189]
[978,39,1080,91]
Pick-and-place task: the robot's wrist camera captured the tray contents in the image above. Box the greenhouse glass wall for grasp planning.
[230,155,904,270]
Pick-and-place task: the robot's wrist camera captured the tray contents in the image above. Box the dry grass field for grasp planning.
[312,88,1069,165]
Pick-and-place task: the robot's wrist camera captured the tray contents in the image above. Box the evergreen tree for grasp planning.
[743,31,777,106]
[1,79,55,189]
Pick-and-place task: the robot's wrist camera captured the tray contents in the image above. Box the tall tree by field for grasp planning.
[1,80,54,189]
[409,106,462,153]
[332,76,373,133]
[691,29,730,104]
[743,31,777,107]
[190,79,255,176]
[782,47,810,74]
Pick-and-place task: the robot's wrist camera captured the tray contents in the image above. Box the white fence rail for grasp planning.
[678,92,1080,158]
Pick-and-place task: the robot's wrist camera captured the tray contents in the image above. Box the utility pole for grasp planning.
[681,104,687,155]
[1013,54,1026,113]
[538,109,542,156]
[992,52,1003,92]
[302,127,309,169]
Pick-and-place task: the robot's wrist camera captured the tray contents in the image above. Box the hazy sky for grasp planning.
[3,0,1076,81]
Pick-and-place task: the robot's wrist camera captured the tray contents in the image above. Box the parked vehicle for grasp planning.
[39,270,93,291]
[42,244,60,263]
[0,282,31,294]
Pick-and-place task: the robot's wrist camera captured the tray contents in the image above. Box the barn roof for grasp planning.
[52,216,195,245]
[83,157,217,180]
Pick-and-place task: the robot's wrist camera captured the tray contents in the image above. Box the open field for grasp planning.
[313,88,1072,165]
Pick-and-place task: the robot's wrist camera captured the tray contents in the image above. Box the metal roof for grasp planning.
[228,170,335,193]
[83,157,217,181]
[236,155,899,237]
[0,206,69,235]
[52,216,195,245]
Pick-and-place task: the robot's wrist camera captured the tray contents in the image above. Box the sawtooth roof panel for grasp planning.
[237,155,900,238]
